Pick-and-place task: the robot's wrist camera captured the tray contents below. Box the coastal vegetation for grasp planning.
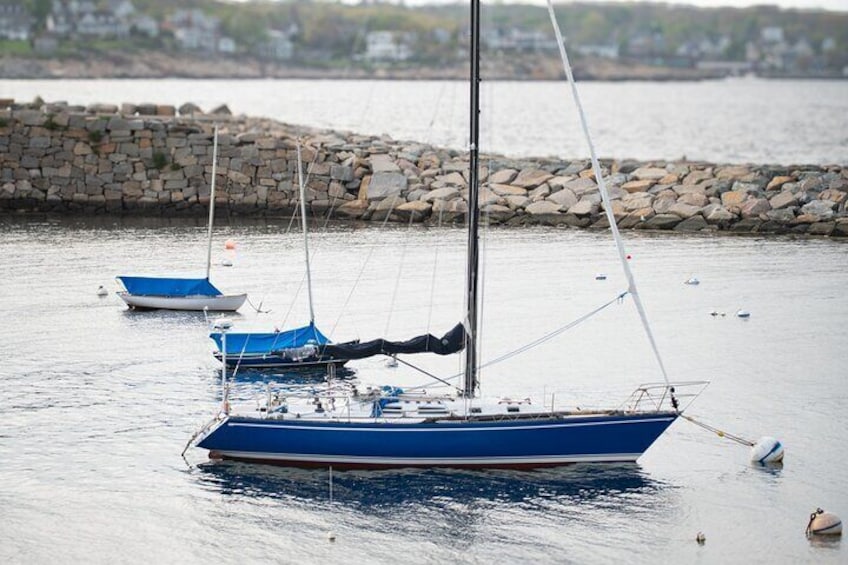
[5,0,847,79]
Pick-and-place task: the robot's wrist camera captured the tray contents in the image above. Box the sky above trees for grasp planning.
[352,0,848,14]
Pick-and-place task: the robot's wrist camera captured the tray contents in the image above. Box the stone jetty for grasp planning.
[1,100,846,237]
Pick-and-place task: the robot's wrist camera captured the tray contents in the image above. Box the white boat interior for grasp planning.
[215,380,707,425]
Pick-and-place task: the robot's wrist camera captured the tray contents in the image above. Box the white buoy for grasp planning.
[696,532,706,544]
[221,258,233,267]
[736,309,751,318]
[327,531,336,542]
[595,273,607,280]
[685,277,700,285]
[386,357,398,368]
[212,318,233,331]
[807,508,842,536]
[750,436,784,464]
[96,285,108,297]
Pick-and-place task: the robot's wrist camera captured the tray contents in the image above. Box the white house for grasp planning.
[218,36,236,54]
[577,44,620,59]
[167,9,220,52]
[76,9,129,38]
[258,28,295,60]
[761,27,784,43]
[364,31,413,61]
[0,3,32,40]
[107,0,135,20]
[132,14,158,38]
[484,28,557,51]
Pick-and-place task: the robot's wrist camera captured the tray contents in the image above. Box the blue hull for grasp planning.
[197,412,678,469]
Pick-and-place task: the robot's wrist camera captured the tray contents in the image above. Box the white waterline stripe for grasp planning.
[217,451,642,465]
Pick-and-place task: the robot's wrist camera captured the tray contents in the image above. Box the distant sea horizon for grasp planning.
[4,77,847,165]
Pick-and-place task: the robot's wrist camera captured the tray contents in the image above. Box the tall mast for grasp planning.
[296,141,316,325]
[205,124,219,280]
[463,0,481,398]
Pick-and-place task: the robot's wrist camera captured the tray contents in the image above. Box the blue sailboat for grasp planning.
[208,142,352,370]
[209,322,342,370]
[117,126,247,312]
[189,0,696,468]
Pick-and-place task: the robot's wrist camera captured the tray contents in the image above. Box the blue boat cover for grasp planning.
[117,276,222,297]
[210,322,331,355]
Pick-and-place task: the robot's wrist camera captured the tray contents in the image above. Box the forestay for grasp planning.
[117,276,221,297]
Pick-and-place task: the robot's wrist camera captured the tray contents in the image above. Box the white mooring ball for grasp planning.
[807,508,842,536]
[750,436,784,464]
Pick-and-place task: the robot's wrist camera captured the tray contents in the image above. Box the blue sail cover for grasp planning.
[117,276,222,297]
[210,323,331,355]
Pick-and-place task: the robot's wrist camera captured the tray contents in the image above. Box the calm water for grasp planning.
[0,217,846,563]
[3,78,847,165]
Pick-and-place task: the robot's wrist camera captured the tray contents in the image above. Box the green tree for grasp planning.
[25,0,52,29]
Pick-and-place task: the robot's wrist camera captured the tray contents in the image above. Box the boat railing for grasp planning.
[620,381,709,414]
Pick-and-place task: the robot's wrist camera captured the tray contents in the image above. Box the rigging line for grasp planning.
[679,414,755,447]
[479,291,628,370]
[410,291,630,391]
[412,83,453,345]
[327,80,445,342]
[271,140,314,331]
[327,56,449,344]
[244,296,270,314]
[428,81,447,129]
[284,177,300,235]
[383,213,416,337]
[477,203,490,394]
[393,356,464,394]
[327,183,405,339]
[277,268,308,333]
[322,196,341,230]
[232,333,251,378]
[216,324,250,382]
[425,207,446,335]
[545,1,670,386]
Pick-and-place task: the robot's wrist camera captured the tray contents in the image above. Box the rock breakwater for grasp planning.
[1,100,846,237]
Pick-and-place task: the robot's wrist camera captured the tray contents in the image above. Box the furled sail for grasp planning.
[117,276,222,297]
[321,323,466,360]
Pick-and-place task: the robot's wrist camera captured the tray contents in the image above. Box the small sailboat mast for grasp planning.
[116,123,246,311]
[463,0,482,399]
[296,141,316,324]
[205,124,219,280]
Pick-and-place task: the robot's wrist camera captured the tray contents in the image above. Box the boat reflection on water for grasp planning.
[120,308,240,324]
[192,461,669,514]
[224,366,356,385]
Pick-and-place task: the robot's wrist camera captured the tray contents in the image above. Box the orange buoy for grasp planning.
[224,239,236,250]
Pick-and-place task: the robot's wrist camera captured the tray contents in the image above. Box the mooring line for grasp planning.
[679,413,754,447]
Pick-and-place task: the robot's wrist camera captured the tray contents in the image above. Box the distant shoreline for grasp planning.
[4,55,844,82]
